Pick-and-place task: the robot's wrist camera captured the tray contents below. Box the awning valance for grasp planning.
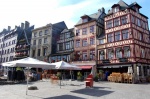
[78,65,92,69]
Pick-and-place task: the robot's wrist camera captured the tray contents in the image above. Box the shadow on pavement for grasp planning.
[71,88,114,97]
[44,95,85,99]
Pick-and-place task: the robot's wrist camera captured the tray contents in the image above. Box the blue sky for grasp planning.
[0,0,150,30]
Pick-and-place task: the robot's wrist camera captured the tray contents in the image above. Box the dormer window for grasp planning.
[82,18,88,23]
[114,7,119,13]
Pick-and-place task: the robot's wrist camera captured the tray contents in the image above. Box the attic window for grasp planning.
[114,7,119,13]
[82,18,88,23]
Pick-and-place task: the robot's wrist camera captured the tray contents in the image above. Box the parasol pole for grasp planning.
[26,67,29,95]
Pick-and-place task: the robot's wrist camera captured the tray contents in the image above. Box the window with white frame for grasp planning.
[116,48,122,58]
[82,28,87,35]
[106,20,113,29]
[33,40,36,45]
[39,39,42,45]
[39,31,42,36]
[121,16,128,25]
[99,50,105,60]
[45,30,48,35]
[108,33,114,43]
[82,51,87,61]
[76,40,80,47]
[90,25,94,33]
[65,42,70,50]
[99,39,104,44]
[44,38,47,43]
[124,47,130,57]
[108,49,114,59]
[82,39,87,46]
[65,32,70,38]
[43,48,47,56]
[114,18,120,26]
[90,50,95,60]
[34,32,37,37]
[114,7,119,13]
[37,49,40,56]
[122,29,129,40]
[115,31,121,41]
[82,18,88,23]
[90,38,95,45]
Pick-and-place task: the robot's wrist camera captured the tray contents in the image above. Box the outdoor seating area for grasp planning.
[108,72,133,83]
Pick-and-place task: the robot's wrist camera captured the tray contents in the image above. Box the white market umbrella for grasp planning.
[2,57,55,95]
[52,61,81,70]
[51,61,81,88]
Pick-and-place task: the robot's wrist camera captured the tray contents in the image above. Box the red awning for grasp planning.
[78,66,92,69]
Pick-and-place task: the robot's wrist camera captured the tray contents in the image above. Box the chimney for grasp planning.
[25,21,30,29]
[15,25,18,29]
[98,9,101,12]
[21,23,24,29]
[8,26,11,31]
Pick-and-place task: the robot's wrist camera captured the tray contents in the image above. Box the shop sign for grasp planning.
[102,59,110,64]
[119,58,128,62]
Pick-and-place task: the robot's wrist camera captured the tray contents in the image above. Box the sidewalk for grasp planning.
[0,80,150,99]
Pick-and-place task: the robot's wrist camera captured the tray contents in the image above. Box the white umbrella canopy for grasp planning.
[2,57,55,69]
[52,61,81,70]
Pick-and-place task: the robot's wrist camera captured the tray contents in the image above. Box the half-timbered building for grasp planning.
[97,0,150,83]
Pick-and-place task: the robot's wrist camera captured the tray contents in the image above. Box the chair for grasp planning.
[128,74,133,83]
[123,73,129,83]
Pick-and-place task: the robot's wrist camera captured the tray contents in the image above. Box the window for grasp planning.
[39,39,42,44]
[99,39,104,44]
[45,30,48,35]
[82,28,87,35]
[90,50,95,60]
[34,32,37,37]
[139,32,142,40]
[5,50,7,54]
[39,31,42,36]
[90,25,94,33]
[114,7,119,13]
[0,51,1,55]
[3,58,5,62]
[114,18,120,26]
[131,15,135,23]
[82,39,87,46]
[122,29,129,40]
[33,40,36,45]
[76,40,80,47]
[108,33,114,43]
[65,42,70,50]
[43,48,47,56]
[106,20,113,29]
[65,32,70,38]
[44,38,47,43]
[6,43,7,47]
[9,41,11,45]
[82,51,87,61]
[108,49,114,59]
[137,19,141,27]
[115,31,121,41]
[37,49,41,56]
[6,57,8,62]
[59,43,63,51]
[60,34,64,40]
[116,48,122,58]
[76,29,80,36]
[121,16,128,25]
[90,38,95,45]
[32,50,35,57]
[7,49,9,54]
[83,18,88,23]
[124,47,130,57]
[99,50,105,60]
[141,48,145,58]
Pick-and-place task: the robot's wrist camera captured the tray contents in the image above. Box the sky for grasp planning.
[0,0,150,30]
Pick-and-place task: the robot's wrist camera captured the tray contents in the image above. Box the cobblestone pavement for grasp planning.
[0,80,150,99]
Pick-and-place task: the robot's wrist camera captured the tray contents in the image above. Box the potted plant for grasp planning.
[94,73,99,82]
[77,71,83,81]
[56,72,62,80]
